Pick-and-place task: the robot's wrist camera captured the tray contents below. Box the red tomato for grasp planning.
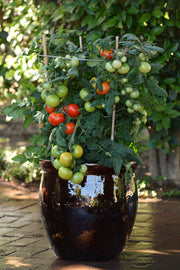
[100,49,113,59]
[64,103,80,117]
[46,105,55,114]
[49,112,65,126]
[97,81,110,95]
[65,122,75,135]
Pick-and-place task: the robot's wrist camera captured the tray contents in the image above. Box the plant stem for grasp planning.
[68,118,81,151]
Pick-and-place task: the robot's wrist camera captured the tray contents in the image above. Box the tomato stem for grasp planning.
[68,118,81,151]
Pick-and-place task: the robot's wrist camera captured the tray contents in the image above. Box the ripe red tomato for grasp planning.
[97,81,110,95]
[46,105,55,114]
[64,103,80,117]
[65,122,75,135]
[49,112,65,126]
[100,49,113,59]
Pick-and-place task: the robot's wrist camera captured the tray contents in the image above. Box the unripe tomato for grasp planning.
[127,107,134,113]
[71,56,79,67]
[130,90,139,98]
[112,60,122,69]
[46,105,55,114]
[115,96,120,103]
[90,77,97,88]
[65,122,75,135]
[100,49,113,59]
[58,167,73,180]
[138,62,151,73]
[84,101,96,112]
[97,81,110,95]
[133,103,141,111]
[52,145,64,158]
[49,112,65,126]
[138,53,146,61]
[53,159,62,170]
[118,63,130,74]
[121,56,127,63]
[79,88,90,101]
[125,100,133,107]
[121,90,126,95]
[43,82,52,90]
[57,84,68,98]
[71,172,84,184]
[72,144,83,159]
[80,164,88,175]
[60,152,73,167]
[105,62,116,73]
[126,86,133,93]
[41,90,50,101]
[46,94,60,108]
[64,103,80,117]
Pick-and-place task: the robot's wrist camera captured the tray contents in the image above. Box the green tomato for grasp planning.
[84,101,96,112]
[125,100,133,107]
[121,90,126,96]
[126,86,133,93]
[43,82,52,90]
[130,90,139,98]
[127,107,134,113]
[71,56,79,67]
[105,62,116,73]
[72,145,83,159]
[121,56,127,63]
[138,62,151,73]
[53,159,62,170]
[138,53,146,61]
[58,167,73,180]
[41,90,50,101]
[52,145,64,159]
[60,152,73,167]
[79,164,88,175]
[133,103,141,111]
[112,60,122,69]
[71,172,84,184]
[46,94,60,108]
[118,63,130,74]
[141,110,147,117]
[57,85,68,98]
[121,78,128,83]
[79,88,90,101]
[115,96,120,103]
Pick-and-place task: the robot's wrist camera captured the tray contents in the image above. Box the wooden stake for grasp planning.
[111,36,119,141]
[42,34,48,65]
[79,36,83,50]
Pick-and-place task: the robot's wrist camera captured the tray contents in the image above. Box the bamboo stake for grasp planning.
[111,36,119,141]
[42,34,48,81]
[79,36,83,50]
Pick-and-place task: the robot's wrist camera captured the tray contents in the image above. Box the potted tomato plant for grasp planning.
[2,32,167,261]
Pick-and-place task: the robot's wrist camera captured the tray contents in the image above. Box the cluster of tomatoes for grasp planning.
[100,49,151,125]
[51,144,87,184]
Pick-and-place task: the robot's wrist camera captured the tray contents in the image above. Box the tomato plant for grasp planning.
[49,112,65,126]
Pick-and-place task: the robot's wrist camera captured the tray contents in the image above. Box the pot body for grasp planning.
[39,161,138,261]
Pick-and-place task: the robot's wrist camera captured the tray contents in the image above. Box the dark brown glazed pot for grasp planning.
[39,161,138,261]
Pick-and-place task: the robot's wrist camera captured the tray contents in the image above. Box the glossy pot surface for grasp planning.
[39,161,138,261]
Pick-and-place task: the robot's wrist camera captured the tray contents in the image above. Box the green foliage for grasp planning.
[60,0,180,153]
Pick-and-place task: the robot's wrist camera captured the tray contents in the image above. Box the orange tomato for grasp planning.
[97,81,110,95]
[100,49,113,59]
